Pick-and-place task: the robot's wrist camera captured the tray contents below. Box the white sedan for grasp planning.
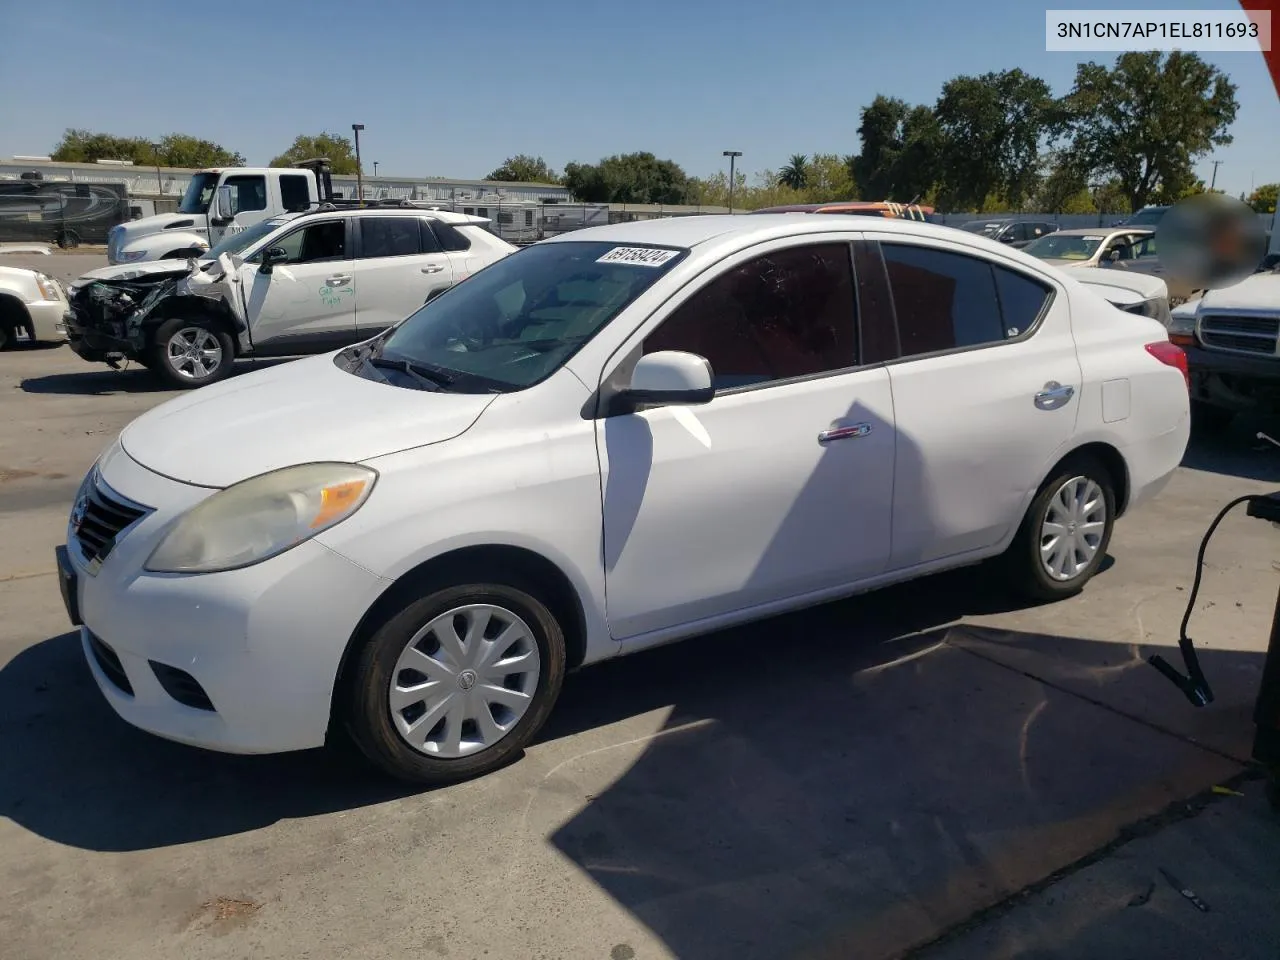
[0,263,68,349]
[56,213,1191,784]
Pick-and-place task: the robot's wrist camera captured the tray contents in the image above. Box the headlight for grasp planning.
[144,462,377,574]
[34,273,61,300]
[117,250,149,263]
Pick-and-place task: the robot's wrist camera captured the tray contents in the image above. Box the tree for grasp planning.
[269,132,360,175]
[687,170,747,207]
[933,69,1055,211]
[851,96,942,202]
[778,154,808,190]
[562,152,689,204]
[1035,152,1091,213]
[1060,51,1238,213]
[802,154,856,201]
[485,154,559,183]
[50,129,242,166]
[1248,183,1279,214]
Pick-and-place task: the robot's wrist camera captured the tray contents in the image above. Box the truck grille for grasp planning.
[74,474,149,566]
[1197,313,1280,356]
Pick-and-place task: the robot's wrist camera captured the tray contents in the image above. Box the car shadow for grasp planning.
[1183,415,1280,484]
[19,357,297,396]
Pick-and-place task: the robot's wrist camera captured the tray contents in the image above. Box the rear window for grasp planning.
[430,220,472,251]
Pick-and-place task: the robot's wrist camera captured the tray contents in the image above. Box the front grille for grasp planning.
[149,661,216,711]
[87,632,134,696]
[1198,313,1280,356]
[74,474,149,566]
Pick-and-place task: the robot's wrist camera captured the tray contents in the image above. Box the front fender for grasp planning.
[118,231,209,263]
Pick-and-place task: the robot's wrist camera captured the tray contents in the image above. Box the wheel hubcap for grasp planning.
[388,603,541,759]
[166,327,222,380]
[1040,475,1107,582]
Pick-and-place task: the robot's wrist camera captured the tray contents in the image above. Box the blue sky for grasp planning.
[1,0,1276,197]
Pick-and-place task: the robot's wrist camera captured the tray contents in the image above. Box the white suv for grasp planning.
[65,207,517,388]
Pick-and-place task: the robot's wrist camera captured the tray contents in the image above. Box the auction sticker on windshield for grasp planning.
[596,247,680,266]
[1084,236,1105,241]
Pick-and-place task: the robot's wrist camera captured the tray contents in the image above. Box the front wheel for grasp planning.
[149,317,234,389]
[346,582,567,785]
[1004,455,1116,602]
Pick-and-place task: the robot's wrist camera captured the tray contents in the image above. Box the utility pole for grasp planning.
[1210,159,1222,191]
[151,142,163,198]
[352,123,366,204]
[723,150,742,214]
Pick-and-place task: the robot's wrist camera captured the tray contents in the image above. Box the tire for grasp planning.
[1191,400,1234,432]
[148,316,234,389]
[0,324,10,351]
[1004,453,1117,602]
[346,581,567,785]
[56,229,80,249]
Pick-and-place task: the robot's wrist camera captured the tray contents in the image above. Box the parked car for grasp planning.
[56,214,1190,784]
[64,207,517,388]
[1022,226,1202,305]
[0,263,68,349]
[958,219,1059,248]
[1069,267,1171,326]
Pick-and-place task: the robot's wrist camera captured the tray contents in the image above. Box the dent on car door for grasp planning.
[872,237,1082,568]
[352,217,453,339]
[241,218,356,356]
[596,239,898,644]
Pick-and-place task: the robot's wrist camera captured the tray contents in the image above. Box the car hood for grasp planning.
[119,353,497,488]
[1195,272,1280,312]
[1071,266,1167,304]
[72,259,199,288]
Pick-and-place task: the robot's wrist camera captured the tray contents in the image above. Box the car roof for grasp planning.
[1047,226,1153,237]
[292,206,489,226]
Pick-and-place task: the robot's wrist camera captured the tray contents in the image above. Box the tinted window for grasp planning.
[644,243,857,390]
[360,217,422,258]
[882,244,1005,355]
[994,268,1052,336]
[431,221,472,251]
[279,174,311,213]
[271,220,346,264]
[417,219,442,253]
[224,175,267,214]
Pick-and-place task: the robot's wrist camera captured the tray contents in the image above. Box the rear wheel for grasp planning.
[346,581,566,785]
[1004,454,1116,602]
[149,317,234,389]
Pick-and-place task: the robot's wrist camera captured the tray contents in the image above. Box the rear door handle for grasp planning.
[326,275,351,286]
[421,264,445,274]
[1034,381,1075,409]
[818,423,872,444]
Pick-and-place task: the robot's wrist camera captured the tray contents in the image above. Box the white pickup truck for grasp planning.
[67,204,517,387]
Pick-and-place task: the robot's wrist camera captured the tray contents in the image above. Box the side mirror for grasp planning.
[213,185,234,222]
[259,246,288,273]
[622,351,714,408]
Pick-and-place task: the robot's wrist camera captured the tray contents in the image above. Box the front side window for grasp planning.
[207,216,292,260]
[882,243,1051,356]
[360,217,422,258]
[373,241,686,391]
[265,220,346,264]
[644,243,858,390]
[224,175,267,215]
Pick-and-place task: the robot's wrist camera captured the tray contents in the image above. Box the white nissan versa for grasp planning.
[57,214,1192,784]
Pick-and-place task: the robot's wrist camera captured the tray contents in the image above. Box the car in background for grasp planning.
[958,219,1059,248]
[58,213,1190,785]
[0,263,68,349]
[1023,227,1202,305]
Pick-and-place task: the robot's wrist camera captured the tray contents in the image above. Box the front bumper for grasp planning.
[1184,344,1280,413]
[26,298,68,342]
[62,444,391,755]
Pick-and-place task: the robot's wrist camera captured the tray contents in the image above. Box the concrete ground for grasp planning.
[2,323,1279,959]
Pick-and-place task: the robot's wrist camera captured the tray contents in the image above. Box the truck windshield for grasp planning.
[368,241,688,392]
[204,217,290,260]
[178,173,220,215]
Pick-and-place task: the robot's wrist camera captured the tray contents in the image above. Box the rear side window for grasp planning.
[882,243,1050,356]
[279,174,311,213]
[417,219,442,253]
[360,217,422,259]
[430,221,472,251]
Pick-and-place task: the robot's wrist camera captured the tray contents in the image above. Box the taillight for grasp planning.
[1146,340,1190,389]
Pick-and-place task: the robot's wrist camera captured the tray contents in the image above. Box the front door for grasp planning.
[352,216,454,339]
[865,234,1082,569]
[596,239,897,642]
[209,173,271,246]
[240,217,357,356]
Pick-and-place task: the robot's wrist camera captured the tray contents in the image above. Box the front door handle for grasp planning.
[421,264,445,274]
[326,275,352,286]
[818,422,872,444]
[1034,381,1075,409]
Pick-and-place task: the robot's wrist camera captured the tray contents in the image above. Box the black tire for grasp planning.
[1004,453,1117,602]
[1191,400,1234,432]
[346,581,567,785]
[0,324,10,351]
[148,316,234,389]
[56,229,80,249]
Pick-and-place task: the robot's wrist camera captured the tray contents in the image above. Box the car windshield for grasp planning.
[369,240,688,392]
[204,218,290,260]
[961,221,1002,235]
[1023,233,1105,260]
[178,172,220,215]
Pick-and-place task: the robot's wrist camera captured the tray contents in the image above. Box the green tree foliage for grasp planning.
[269,133,360,174]
[485,154,560,183]
[562,152,690,204]
[778,155,808,190]
[1247,183,1278,214]
[51,129,243,166]
[1035,153,1092,213]
[851,96,942,202]
[1060,51,1238,213]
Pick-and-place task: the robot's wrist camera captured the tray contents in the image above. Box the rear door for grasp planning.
[239,217,357,355]
[352,216,453,339]
[861,232,1082,570]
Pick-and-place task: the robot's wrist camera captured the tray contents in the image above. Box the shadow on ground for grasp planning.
[19,357,296,396]
[1183,415,1280,484]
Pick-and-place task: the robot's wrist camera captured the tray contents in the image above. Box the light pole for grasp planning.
[151,142,163,198]
[723,150,742,213]
[1210,159,1222,191]
[373,161,379,177]
[352,123,365,203]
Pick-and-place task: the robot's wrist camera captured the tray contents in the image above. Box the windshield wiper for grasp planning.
[366,355,455,390]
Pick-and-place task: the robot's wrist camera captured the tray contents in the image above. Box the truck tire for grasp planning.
[56,229,80,249]
[149,316,235,389]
